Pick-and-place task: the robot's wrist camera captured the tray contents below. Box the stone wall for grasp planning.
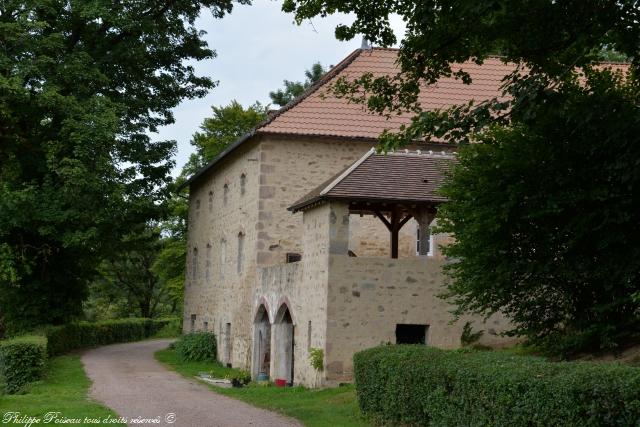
[324,253,515,383]
[183,137,262,368]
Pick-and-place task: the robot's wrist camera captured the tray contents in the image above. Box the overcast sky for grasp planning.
[156,0,405,175]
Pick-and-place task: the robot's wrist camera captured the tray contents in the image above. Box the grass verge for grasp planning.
[155,348,369,427]
[0,355,125,426]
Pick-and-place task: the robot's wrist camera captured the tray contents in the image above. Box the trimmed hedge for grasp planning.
[354,345,640,426]
[45,318,171,356]
[0,335,47,394]
[174,332,217,362]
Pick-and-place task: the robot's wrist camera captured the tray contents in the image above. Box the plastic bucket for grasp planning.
[275,378,287,387]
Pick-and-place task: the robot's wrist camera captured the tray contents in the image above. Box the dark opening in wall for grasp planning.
[286,252,302,263]
[395,324,428,344]
[190,314,196,332]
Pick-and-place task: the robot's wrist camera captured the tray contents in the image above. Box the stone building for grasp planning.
[182,48,516,387]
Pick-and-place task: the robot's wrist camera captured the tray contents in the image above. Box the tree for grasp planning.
[269,62,327,107]
[0,0,248,333]
[282,0,640,353]
[189,100,268,169]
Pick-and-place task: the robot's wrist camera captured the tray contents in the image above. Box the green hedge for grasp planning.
[45,318,171,357]
[0,335,47,394]
[173,332,217,361]
[354,345,640,426]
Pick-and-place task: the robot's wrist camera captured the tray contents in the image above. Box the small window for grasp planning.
[237,232,245,274]
[203,321,208,331]
[195,199,201,210]
[307,321,312,350]
[240,173,247,196]
[396,324,428,345]
[223,183,229,205]
[208,191,214,212]
[190,314,197,332]
[286,252,302,263]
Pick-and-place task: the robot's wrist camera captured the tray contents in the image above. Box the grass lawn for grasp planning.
[0,355,125,426]
[155,348,370,427]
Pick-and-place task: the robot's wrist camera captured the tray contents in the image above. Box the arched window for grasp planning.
[223,183,229,205]
[208,190,214,212]
[240,173,247,196]
[237,232,245,274]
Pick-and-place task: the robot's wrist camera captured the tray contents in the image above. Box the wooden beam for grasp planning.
[373,210,392,231]
[398,214,413,229]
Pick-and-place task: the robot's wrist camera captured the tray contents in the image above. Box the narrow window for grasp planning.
[195,199,201,210]
[205,243,212,281]
[416,227,433,256]
[190,314,196,332]
[203,321,208,331]
[220,239,226,279]
[237,232,245,274]
[208,190,214,212]
[307,321,312,350]
[223,183,229,205]
[225,323,232,367]
[191,247,198,281]
[240,173,247,196]
[395,324,429,345]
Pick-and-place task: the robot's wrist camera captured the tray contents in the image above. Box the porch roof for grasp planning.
[288,148,455,213]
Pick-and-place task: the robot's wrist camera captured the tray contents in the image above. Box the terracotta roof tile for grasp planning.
[258,48,514,139]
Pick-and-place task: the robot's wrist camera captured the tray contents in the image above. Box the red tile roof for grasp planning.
[289,149,454,213]
[257,48,514,139]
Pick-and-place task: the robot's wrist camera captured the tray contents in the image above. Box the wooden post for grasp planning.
[390,208,399,259]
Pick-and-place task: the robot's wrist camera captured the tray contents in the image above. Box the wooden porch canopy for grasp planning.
[288,149,454,258]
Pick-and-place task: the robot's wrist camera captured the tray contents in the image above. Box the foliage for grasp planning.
[225,369,252,387]
[436,70,640,354]
[156,348,368,427]
[0,355,124,424]
[283,0,640,355]
[460,322,484,347]
[45,318,171,357]
[189,100,268,169]
[0,335,47,394]
[87,228,177,320]
[0,0,249,334]
[309,348,324,371]
[174,332,217,362]
[269,62,328,107]
[354,345,640,426]
[152,318,183,339]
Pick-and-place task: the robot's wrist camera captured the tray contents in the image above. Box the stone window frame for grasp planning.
[208,190,214,212]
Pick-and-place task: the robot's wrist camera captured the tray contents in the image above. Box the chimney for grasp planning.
[361,37,372,50]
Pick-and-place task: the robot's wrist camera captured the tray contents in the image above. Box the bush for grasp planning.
[354,345,640,426]
[45,318,172,356]
[224,369,251,387]
[0,335,47,394]
[174,332,217,362]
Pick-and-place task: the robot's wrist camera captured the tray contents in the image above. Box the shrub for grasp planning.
[224,369,251,387]
[45,318,172,356]
[0,335,47,394]
[174,332,217,362]
[309,348,324,371]
[354,345,640,426]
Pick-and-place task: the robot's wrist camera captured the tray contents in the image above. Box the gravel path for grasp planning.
[82,339,301,427]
